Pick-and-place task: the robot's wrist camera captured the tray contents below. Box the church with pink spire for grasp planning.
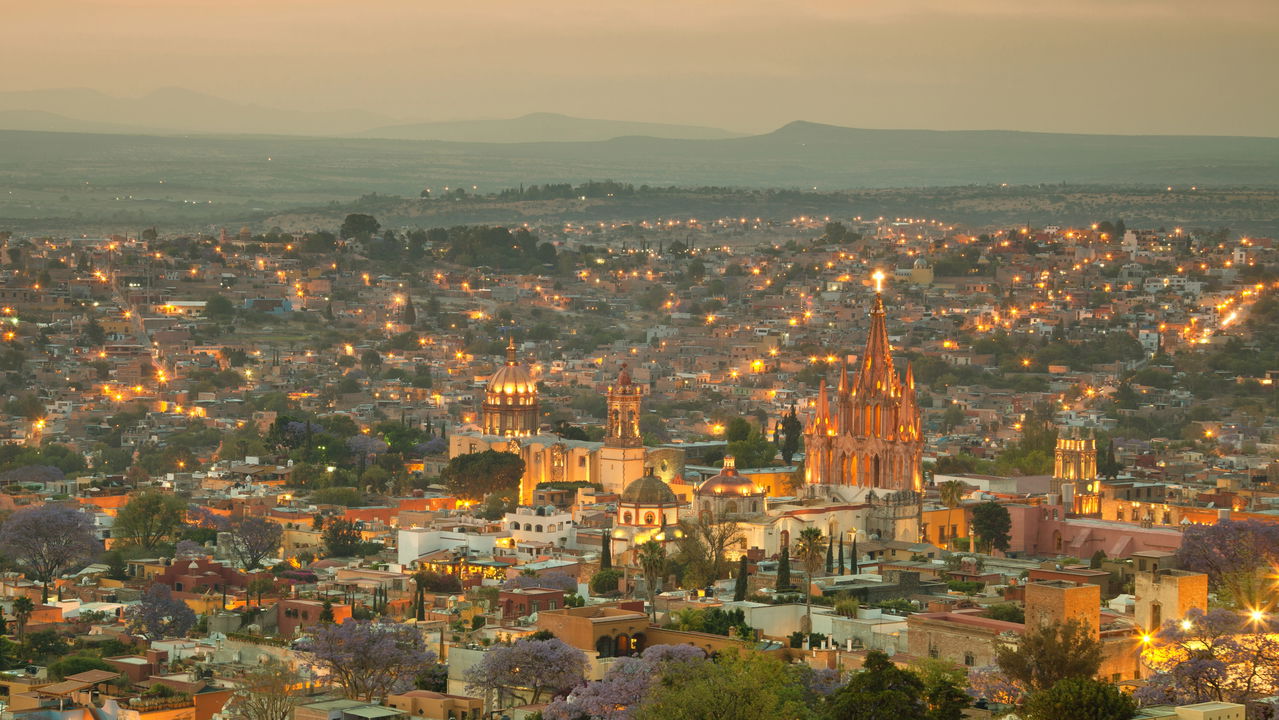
[803,272,924,540]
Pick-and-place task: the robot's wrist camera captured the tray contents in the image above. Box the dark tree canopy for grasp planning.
[995,620,1102,694]
[971,501,1012,553]
[0,504,99,602]
[114,491,186,550]
[441,450,525,501]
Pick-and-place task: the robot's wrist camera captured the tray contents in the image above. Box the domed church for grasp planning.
[482,338,539,437]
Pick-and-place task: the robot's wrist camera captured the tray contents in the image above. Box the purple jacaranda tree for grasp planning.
[0,465,65,486]
[1177,519,1279,607]
[465,636,588,707]
[0,504,99,602]
[502,571,579,593]
[127,583,197,639]
[225,515,284,570]
[418,437,448,455]
[174,539,207,557]
[346,434,388,456]
[966,666,1026,707]
[1135,607,1279,708]
[543,644,707,720]
[299,619,436,701]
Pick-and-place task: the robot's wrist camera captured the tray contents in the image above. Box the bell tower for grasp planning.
[600,363,646,495]
[1052,427,1097,495]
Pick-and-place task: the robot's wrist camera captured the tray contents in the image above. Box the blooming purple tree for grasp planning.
[502,571,579,593]
[1176,519,1279,607]
[1136,607,1279,708]
[127,583,197,639]
[465,636,588,707]
[543,644,707,720]
[225,515,284,570]
[174,539,207,557]
[966,666,1026,707]
[299,619,436,701]
[0,504,99,602]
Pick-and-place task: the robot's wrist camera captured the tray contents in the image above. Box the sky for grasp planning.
[5,0,1279,136]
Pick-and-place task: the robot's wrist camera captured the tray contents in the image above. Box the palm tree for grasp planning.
[794,527,825,633]
[13,596,34,646]
[939,480,966,549]
[637,540,666,623]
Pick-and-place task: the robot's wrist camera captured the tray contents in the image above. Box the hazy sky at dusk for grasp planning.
[6,0,1278,136]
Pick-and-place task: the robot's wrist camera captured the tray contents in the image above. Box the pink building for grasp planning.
[1006,502,1184,558]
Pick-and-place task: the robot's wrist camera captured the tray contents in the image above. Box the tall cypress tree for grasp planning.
[776,542,791,591]
[850,537,858,574]
[825,535,834,574]
[838,538,845,575]
[733,555,749,601]
[601,535,612,570]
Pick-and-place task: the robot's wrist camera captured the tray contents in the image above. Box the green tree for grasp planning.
[340,213,380,240]
[776,542,792,591]
[590,568,623,596]
[205,294,235,320]
[794,526,825,632]
[971,501,1011,554]
[440,450,525,502]
[994,619,1102,694]
[635,649,813,720]
[1022,677,1135,720]
[725,417,752,443]
[779,406,802,465]
[733,555,749,601]
[637,540,666,621]
[821,649,927,720]
[322,519,364,557]
[114,491,186,550]
[938,480,966,549]
[12,597,33,644]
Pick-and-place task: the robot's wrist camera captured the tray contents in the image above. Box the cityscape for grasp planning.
[1,2,1278,720]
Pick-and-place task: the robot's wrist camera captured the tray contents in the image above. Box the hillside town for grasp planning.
[0,210,1274,720]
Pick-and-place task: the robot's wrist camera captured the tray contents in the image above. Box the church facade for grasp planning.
[450,356,680,505]
[802,277,924,541]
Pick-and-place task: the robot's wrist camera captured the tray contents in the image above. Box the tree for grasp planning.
[114,491,186,550]
[226,662,306,720]
[725,417,752,443]
[822,649,926,720]
[322,519,365,557]
[994,619,1101,694]
[635,648,814,720]
[206,294,235,319]
[12,596,33,644]
[794,526,825,632]
[1097,440,1122,480]
[911,658,972,720]
[672,515,741,588]
[780,406,802,465]
[127,583,196,639]
[0,504,99,602]
[971,501,1011,554]
[301,619,436,701]
[49,655,114,681]
[591,569,623,596]
[1136,607,1279,707]
[638,540,666,621]
[544,644,706,720]
[938,480,966,549]
[825,535,833,574]
[1176,519,1279,607]
[600,532,612,570]
[733,555,748,602]
[440,450,525,502]
[464,636,587,706]
[224,515,284,570]
[340,213,380,240]
[776,542,792,591]
[1023,677,1135,720]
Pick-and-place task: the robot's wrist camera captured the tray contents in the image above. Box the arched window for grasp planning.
[623,512,632,524]
[725,501,738,515]
[510,523,519,531]
[644,512,656,525]
[535,525,544,533]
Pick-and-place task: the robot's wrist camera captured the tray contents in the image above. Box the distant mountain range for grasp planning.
[0,88,738,141]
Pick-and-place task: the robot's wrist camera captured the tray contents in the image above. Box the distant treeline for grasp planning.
[493,180,772,201]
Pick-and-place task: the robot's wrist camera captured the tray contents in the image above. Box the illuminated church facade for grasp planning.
[803,275,924,541]
[450,352,682,505]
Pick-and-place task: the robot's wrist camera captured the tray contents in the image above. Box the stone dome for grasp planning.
[913,257,930,269]
[621,470,678,506]
[696,456,760,497]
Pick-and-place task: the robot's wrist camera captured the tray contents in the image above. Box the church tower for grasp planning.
[1053,427,1097,495]
[599,363,646,495]
[803,272,923,540]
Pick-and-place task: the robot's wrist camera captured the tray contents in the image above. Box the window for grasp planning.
[964,652,975,667]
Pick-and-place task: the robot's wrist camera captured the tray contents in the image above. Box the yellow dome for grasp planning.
[487,338,536,397]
